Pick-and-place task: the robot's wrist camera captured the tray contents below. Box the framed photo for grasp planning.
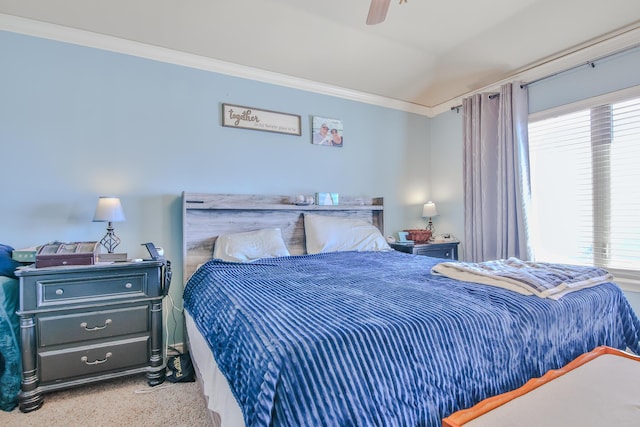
[315,192,339,206]
[222,103,301,136]
[312,116,343,147]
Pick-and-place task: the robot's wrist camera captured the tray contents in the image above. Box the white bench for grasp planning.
[442,346,640,427]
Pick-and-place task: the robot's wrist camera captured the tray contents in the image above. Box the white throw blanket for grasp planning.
[431,257,614,300]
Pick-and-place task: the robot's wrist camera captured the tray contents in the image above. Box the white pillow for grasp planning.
[304,214,391,254]
[213,228,290,262]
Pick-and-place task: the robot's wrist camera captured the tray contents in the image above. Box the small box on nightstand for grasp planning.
[35,242,99,268]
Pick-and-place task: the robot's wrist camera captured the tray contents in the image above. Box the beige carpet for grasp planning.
[0,374,213,426]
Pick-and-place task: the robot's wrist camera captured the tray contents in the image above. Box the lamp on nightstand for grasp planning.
[93,196,126,254]
[422,201,438,233]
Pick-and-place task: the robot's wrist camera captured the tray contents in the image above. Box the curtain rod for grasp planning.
[519,61,595,89]
[450,93,499,112]
[450,43,640,113]
[520,43,639,89]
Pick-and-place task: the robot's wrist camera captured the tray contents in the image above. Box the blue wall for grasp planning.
[528,47,640,114]
[0,30,433,344]
[428,109,464,246]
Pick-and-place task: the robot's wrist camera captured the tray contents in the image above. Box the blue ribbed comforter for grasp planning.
[183,251,640,427]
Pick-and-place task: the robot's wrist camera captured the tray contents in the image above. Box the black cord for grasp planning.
[167,344,182,356]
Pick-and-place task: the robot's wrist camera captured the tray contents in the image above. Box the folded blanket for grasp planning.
[431,257,614,300]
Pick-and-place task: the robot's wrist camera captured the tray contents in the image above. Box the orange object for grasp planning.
[404,229,432,243]
[442,346,640,427]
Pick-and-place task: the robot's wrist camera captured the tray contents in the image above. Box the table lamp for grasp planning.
[93,196,126,253]
[422,201,438,233]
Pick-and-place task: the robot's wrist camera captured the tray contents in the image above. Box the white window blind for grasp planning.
[529,95,640,272]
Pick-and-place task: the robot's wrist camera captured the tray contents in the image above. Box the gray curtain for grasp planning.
[463,82,532,262]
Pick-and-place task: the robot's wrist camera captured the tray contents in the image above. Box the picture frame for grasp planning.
[315,192,339,206]
[312,116,343,147]
[222,103,301,136]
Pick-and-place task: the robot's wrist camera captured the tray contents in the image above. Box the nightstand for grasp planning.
[391,241,459,260]
[15,260,170,412]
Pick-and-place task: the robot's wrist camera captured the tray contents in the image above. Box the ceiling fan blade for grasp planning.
[366,0,391,25]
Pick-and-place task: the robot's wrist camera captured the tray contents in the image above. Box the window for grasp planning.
[528,92,640,274]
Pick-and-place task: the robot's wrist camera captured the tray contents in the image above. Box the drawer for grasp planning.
[390,243,413,254]
[38,305,149,347]
[39,336,149,383]
[414,246,455,259]
[38,273,147,307]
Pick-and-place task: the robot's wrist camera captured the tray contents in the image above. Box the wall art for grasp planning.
[222,103,301,136]
[311,116,343,147]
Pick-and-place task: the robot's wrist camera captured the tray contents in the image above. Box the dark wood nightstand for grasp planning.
[15,260,170,412]
[390,241,459,260]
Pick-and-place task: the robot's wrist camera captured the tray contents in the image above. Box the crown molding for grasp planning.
[2,13,638,119]
[0,13,433,117]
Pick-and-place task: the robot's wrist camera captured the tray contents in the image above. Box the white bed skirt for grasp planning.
[185,311,245,427]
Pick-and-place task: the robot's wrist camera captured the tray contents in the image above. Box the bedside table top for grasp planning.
[390,241,460,260]
[15,260,164,277]
[391,241,459,248]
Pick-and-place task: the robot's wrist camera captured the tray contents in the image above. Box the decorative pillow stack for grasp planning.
[212,215,390,262]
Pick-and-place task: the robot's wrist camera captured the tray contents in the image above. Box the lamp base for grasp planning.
[99,222,121,253]
[426,218,435,233]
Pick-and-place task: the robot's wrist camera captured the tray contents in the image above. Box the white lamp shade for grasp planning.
[422,201,438,218]
[93,197,126,222]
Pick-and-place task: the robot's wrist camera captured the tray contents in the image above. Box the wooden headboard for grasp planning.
[182,192,384,282]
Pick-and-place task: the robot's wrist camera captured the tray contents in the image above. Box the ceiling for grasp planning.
[1,0,640,111]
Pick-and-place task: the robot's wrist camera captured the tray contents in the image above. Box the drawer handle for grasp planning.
[55,289,64,295]
[81,352,112,365]
[124,282,133,289]
[80,318,112,331]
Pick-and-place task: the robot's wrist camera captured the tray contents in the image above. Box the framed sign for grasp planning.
[222,103,302,136]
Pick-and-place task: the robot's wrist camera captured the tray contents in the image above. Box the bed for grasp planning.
[181,192,640,427]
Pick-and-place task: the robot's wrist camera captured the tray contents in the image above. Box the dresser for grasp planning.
[15,260,169,412]
[390,241,459,260]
